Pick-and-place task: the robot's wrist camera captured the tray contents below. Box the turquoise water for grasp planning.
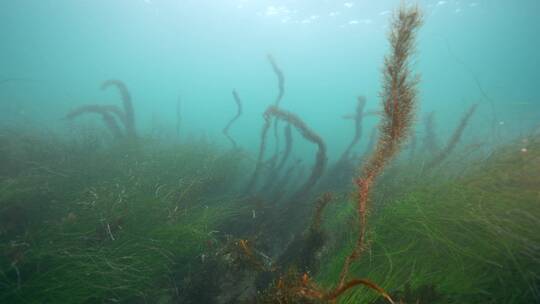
[1,0,538,158]
[1,2,540,303]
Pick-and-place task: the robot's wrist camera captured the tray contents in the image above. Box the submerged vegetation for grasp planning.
[1,124,539,303]
[1,4,539,304]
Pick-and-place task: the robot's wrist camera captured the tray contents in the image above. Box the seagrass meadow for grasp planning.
[1,1,539,303]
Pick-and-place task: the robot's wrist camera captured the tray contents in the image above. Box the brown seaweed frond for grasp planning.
[338,4,423,288]
[265,106,327,200]
[101,79,136,138]
[66,105,124,139]
[425,103,478,169]
[223,89,243,149]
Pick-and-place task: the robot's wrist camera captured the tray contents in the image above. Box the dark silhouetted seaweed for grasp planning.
[247,106,326,200]
[245,112,273,195]
[65,105,123,139]
[268,54,285,107]
[65,80,136,141]
[223,89,243,149]
[101,79,136,138]
[425,104,478,169]
[275,123,293,173]
[260,124,293,194]
[268,54,287,169]
[319,97,368,192]
[265,106,327,200]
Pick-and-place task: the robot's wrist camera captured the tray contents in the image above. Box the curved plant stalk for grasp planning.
[425,104,478,170]
[339,96,367,163]
[223,89,243,149]
[259,123,293,194]
[268,54,286,167]
[65,105,123,139]
[268,54,285,107]
[66,79,136,140]
[265,106,327,200]
[101,79,136,138]
[247,106,327,200]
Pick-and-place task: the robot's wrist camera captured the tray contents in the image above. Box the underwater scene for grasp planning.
[1,0,539,303]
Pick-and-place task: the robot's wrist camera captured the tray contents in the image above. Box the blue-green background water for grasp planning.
[1,0,539,159]
[1,2,540,303]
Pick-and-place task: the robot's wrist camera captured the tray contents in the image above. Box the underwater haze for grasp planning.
[2,0,539,155]
[1,1,539,303]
